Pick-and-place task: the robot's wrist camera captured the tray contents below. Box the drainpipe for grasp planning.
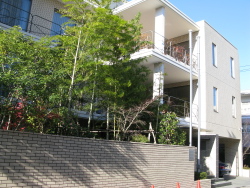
[189,30,193,147]
[197,36,201,172]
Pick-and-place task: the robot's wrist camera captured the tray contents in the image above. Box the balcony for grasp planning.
[140,30,198,70]
[164,95,198,128]
[0,1,63,37]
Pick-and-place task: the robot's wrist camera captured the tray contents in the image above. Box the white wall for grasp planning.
[197,20,241,139]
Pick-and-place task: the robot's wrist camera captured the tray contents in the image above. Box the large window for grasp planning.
[230,57,235,78]
[213,87,218,111]
[232,96,236,117]
[212,43,217,67]
[50,9,72,36]
[0,0,31,31]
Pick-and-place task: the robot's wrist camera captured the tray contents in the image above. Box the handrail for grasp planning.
[0,1,63,37]
[140,30,198,70]
[164,95,199,121]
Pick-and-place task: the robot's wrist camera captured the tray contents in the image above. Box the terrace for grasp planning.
[0,1,64,37]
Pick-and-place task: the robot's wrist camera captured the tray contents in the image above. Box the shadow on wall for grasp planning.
[0,130,150,187]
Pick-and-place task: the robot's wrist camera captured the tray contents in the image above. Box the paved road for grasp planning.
[224,177,250,188]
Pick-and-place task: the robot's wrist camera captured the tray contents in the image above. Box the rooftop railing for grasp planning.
[140,30,198,70]
[0,1,63,37]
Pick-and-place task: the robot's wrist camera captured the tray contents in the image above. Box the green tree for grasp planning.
[158,112,186,145]
[0,27,64,133]
[0,0,152,139]
[58,0,151,138]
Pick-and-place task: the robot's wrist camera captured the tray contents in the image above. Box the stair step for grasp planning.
[211,181,232,188]
[211,178,225,184]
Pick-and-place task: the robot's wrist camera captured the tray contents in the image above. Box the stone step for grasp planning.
[211,178,232,188]
[211,178,225,184]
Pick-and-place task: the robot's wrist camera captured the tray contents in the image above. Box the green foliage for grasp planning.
[131,134,149,143]
[195,172,207,180]
[157,112,186,145]
[0,0,151,139]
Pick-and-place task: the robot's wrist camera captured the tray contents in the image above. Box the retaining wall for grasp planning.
[0,130,210,188]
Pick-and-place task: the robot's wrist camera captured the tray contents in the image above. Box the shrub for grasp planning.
[131,134,149,143]
[195,172,207,180]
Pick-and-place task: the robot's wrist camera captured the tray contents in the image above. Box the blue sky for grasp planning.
[169,0,250,91]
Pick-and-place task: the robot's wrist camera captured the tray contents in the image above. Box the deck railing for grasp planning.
[0,1,63,37]
[140,30,198,70]
[164,95,198,122]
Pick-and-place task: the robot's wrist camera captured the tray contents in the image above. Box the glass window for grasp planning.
[232,96,236,117]
[50,9,72,36]
[230,57,235,78]
[212,43,217,67]
[213,87,218,111]
[0,0,31,31]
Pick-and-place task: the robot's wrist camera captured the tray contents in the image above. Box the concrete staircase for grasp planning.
[211,175,236,188]
[211,178,232,188]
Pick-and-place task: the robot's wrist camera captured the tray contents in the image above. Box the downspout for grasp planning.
[189,30,193,147]
[197,35,201,172]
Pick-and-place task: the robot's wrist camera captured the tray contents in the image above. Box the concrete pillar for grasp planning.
[153,63,164,104]
[154,7,165,53]
[200,135,219,177]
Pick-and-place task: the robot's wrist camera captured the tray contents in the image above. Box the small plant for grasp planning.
[157,112,186,145]
[195,172,207,180]
[131,134,149,143]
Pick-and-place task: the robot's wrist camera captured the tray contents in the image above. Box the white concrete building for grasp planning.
[0,0,242,178]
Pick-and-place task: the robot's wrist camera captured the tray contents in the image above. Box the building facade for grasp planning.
[0,0,242,178]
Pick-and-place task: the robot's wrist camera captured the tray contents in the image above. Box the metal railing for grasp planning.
[164,95,198,122]
[0,1,63,37]
[140,30,198,70]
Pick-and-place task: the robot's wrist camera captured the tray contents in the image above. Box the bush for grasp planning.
[131,134,149,143]
[195,172,207,180]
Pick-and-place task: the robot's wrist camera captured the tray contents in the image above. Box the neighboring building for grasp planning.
[0,0,242,178]
[241,91,250,166]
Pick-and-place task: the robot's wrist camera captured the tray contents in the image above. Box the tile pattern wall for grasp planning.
[0,130,210,188]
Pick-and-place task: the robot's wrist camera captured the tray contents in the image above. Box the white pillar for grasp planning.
[154,7,165,53]
[189,30,193,147]
[153,63,164,104]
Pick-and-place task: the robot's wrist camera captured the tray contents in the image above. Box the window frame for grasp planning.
[230,57,235,78]
[212,43,217,67]
[232,96,236,118]
[213,87,218,112]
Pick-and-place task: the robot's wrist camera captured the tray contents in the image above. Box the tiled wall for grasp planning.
[0,130,210,188]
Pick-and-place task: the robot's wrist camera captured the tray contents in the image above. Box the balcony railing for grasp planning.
[164,95,198,122]
[140,31,198,70]
[0,1,63,37]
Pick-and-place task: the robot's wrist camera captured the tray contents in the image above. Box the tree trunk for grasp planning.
[106,105,109,140]
[88,64,98,130]
[68,30,82,111]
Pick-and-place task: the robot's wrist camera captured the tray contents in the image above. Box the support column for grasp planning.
[154,7,165,53]
[201,135,219,177]
[153,63,164,104]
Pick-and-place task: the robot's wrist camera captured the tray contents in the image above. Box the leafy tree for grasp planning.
[0,27,68,133]
[158,112,186,145]
[0,0,152,139]
[58,0,151,138]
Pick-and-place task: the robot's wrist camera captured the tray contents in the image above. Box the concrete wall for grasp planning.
[0,130,211,188]
[28,0,64,36]
[196,20,241,138]
[196,20,242,176]
[196,20,241,139]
